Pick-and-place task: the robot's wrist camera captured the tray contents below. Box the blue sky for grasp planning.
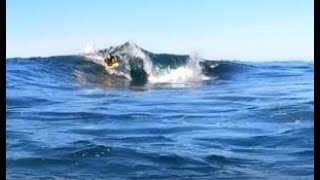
[7,0,314,60]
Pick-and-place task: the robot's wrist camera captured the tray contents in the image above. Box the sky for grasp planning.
[6,0,314,60]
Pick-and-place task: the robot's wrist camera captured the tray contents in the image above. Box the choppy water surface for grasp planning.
[6,45,314,179]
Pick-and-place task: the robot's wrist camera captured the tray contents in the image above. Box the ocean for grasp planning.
[6,43,314,179]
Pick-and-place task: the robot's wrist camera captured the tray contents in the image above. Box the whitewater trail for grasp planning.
[148,55,210,83]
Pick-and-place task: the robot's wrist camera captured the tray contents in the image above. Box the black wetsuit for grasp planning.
[105,55,116,66]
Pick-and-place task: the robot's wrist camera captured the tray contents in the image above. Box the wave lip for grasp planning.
[83,41,220,85]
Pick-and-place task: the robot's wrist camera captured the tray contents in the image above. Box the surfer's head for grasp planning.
[105,53,119,68]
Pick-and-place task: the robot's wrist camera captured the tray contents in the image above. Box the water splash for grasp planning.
[83,41,96,54]
[83,41,214,84]
[148,54,210,83]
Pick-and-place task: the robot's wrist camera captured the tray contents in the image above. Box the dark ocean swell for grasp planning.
[7,50,251,88]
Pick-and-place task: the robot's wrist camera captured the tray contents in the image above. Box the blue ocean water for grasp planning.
[6,44,314,179]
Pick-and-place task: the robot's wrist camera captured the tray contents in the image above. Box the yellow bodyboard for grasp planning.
[109,62,119,69]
